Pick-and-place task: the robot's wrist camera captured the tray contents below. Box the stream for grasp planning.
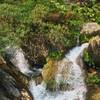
[28,43,88,100]
[7,43,89,100]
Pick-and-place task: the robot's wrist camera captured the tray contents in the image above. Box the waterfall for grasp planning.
[29,43,88,100]
[14,49,32,74]
[5,47,32,75]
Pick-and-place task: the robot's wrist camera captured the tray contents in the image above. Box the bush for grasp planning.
[73,4,100,23]
[0,0,99,63]
[86,75,100,85]
[83,49,94,68]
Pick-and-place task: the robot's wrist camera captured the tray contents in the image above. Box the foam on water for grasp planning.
[29,43,88,100]
[14,49,32,74]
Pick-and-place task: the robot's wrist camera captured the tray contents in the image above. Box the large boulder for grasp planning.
[42,58,57,82]
[4,47,41,78]
[0,57,32,100]
[4,47,32,75]
[56,58,72,84]
[42,58,71,82]
[88,36,100,67]
[81,22,100,36]
[42,58,71,91]
[0,69,32,100]
[0,69,21,100]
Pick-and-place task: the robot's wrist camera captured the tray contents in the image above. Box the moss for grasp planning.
[46,79,57,91]
[42,58,57,81]
[83,49,94,68]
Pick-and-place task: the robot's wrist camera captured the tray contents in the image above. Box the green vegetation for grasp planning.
[0,0,100,62]
[83,49,94,67]
[46,79,57,91]
[86,75,100,85]
[0,1,100,99]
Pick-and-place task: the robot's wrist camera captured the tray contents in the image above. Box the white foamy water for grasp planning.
[29,43,88,100]
[13,48,32,74]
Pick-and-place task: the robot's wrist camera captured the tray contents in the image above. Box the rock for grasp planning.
[4,47,42,78]
[21,89,32,100]
[0,59,33,100]
[87,86,100,100]
[42,58,57,82]
[87,68,97,77]
[42,58,71,82]
[34,75,43,85]
[4,47,31,75]
[0,57,6,65]
[55,58,72,91]
[0,57,32,93]
[42,58,58,91]
[76,55,84,68]
[42,58,71,91]
[91,92,100,100]
[0,92,10,100]
[81,22,100,36]
[88,36,100,67]
[0,69,21,100]
[56,58,72,84]
[0,60,30,88]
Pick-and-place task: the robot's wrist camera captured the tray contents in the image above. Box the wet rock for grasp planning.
[0,57,33,100]
[42,58,58,91]
[0,69,21,100]
[42,58,57,82]
[42,58,71,91]
[4,47,42,79]
[4,47,31,75]
[0,56,32,92]
[76,54,85,68]
[0,57,6,65]
[0,92,10,100]
[87,86,100,100]
[81,22,100,36]
[34,75,43,85]
[0,57,30,89]
[21,89,32,100]
[56,58,71,84]
[88,36,100,67]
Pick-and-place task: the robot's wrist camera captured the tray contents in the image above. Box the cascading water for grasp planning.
[5,47,32,75]
[14,49,32,74]
[7,44,88,100]
[29,43,89,100]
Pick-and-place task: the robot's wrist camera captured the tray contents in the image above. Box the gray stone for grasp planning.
[81,22,100,36]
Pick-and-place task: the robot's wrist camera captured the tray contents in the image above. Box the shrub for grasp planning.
[86,75,100,85]
[0,0,99,62]
[83,49,94,68]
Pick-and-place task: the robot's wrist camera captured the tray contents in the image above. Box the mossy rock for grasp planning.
[88,36,100,67]
[42,58,71,91]
[42,58,58,82]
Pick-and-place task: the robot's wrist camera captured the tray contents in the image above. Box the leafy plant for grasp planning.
[0,0,99,62]
[48,51,62,60]
[86,75,100,85]
[46,79,57,91]
[83,49,94,67]
[73,4,100,23]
